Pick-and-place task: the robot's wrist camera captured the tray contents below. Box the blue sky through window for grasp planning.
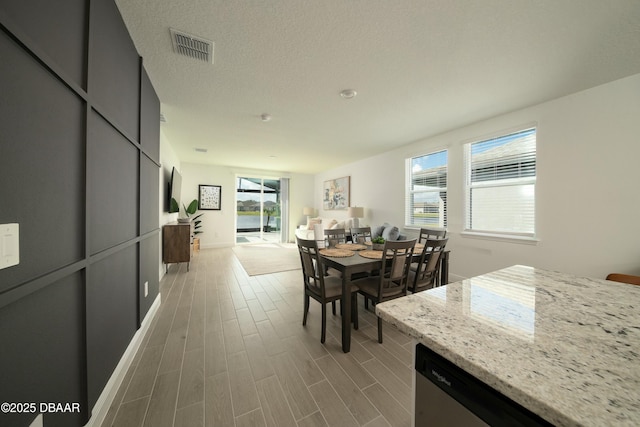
[412,150,447,172]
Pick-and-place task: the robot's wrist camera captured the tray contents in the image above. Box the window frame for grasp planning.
[405,149,448,230]
[463,127,537,241]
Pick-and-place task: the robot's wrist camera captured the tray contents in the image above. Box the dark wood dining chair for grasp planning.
[415,228,447,285]
[351,227,372,244]
[354,239,417,343]
[606,273,640,286]
[408,238,448,293]
[418,227,447,242]
[296,237,359,343]
[324,228,347,248]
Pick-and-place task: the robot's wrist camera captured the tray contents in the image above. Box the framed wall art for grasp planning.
[323,176,350,210]
[199,184,221,210]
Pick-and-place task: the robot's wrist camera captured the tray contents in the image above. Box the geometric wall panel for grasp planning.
[86,245,138,410]
[88,111,139,255]
[0,0,87,87]
[0,31,84,293]
[88,0,140,139]
[0,272,86,427]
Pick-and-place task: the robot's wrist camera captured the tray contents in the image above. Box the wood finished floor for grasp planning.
[101,247,413,427]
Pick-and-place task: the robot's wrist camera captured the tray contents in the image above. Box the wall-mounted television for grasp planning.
[168,167,182,213]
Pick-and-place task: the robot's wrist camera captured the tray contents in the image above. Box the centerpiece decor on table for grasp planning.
[371,236,385,251]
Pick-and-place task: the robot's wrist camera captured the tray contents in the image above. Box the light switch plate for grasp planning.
[1,223,20,270]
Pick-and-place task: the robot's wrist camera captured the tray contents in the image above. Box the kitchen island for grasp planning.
[376,265,640,426]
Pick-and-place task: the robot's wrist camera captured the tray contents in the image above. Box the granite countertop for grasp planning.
[376,265,640,426]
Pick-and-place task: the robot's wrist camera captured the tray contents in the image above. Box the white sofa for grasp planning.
[295,217,357,240]
[294,218,406,241]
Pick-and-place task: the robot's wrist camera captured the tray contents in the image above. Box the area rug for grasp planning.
[233,243,301,276]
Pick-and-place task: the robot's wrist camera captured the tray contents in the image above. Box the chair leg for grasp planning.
[364,296,369,310]
[352,293,359,330]
[332,301,336,315]
[377,316,383,343]
[303,294,309,326]
[321,304,327,343]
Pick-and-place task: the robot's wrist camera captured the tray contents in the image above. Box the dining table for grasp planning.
[320,243,450,353]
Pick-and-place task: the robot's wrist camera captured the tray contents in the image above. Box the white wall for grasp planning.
[316,73,640,281]
[179,162,315,247]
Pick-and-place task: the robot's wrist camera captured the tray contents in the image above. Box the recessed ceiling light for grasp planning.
[194,148,208,153]
[340,89,357,99]
[261,113,272,122]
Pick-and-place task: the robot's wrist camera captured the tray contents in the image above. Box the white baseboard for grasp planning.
[201,242,234,249]
[83,294,161,427]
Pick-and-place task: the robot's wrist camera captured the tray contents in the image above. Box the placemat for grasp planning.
[335,243,367,251]
[319,248,355,257]
[359,250,384,259]
[414,243,425,252]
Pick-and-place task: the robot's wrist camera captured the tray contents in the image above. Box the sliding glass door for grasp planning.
[236,176,284,244]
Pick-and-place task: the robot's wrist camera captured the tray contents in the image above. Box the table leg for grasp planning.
[341,273,351,353]
[441,251,449,285]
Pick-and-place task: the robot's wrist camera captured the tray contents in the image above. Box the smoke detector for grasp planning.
[170,28,214,63]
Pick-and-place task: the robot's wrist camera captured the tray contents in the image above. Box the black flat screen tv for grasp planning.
[168,167,182,213]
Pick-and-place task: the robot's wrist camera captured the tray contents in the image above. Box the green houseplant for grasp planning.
[181,199,204,235]
[371,236,385,250]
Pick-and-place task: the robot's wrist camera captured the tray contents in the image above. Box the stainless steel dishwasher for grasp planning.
[414,343,552,426]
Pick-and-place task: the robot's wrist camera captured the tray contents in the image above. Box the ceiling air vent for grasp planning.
[170,28,214,63]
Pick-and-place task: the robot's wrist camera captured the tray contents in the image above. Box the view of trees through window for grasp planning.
[236,177,281,242]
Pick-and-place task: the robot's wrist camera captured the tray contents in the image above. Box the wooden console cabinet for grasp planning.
[162,222,193,272]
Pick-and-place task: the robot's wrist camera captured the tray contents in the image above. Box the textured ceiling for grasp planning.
[115,0,640,174]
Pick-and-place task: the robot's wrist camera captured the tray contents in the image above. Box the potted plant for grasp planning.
[179,199,204,235]
[371,236,385,250]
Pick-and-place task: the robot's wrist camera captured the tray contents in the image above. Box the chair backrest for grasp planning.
[377,239,417,296]
[418,228,447,244]
[351,227,372,244]
[606,273,640,286]
[296,237,328,296]
[324,228,347,248]
[412,238,448,290]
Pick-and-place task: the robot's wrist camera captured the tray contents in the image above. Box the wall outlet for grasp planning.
[144,281,149,297]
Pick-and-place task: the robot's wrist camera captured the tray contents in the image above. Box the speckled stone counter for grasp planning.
[376,265,640,426]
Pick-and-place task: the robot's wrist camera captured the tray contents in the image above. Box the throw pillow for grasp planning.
[371,225,385,239]
[332,220,346,229]
[325,219,338,229]
[382,225,400,241]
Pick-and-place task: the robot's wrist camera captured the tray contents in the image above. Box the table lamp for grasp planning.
[348,206,364,228]
[303,206,314,223]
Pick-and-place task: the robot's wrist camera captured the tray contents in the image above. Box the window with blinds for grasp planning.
[406,150,447,228]
[464,128,536,237]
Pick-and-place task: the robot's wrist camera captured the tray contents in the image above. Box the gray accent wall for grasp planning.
[0,1,160,426]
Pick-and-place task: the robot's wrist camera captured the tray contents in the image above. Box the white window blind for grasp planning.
[406,150,447,228]
[464,128,536,237]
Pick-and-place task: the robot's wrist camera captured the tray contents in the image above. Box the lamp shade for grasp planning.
[348,206,364,218]
[303,207,314,216]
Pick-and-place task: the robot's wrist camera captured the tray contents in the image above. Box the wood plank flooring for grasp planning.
[101,247,413,427]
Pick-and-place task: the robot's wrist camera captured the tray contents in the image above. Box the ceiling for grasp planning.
[115,0,640,174]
